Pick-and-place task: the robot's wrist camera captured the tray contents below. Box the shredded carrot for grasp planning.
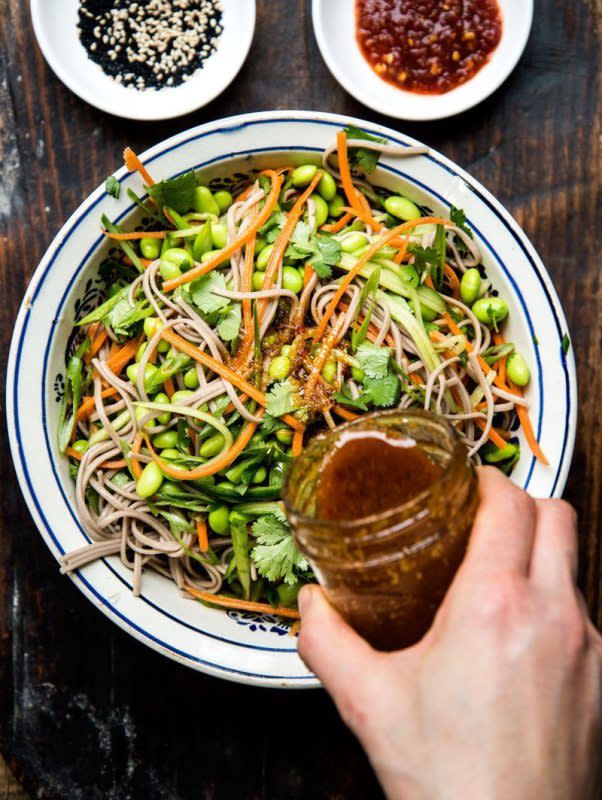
[124,256,154,269]
[145,414,261,481]
[90,327,109,358]
[258,170,322,319]
[492,331,507,386]
[321,211,353,233]
[292,429,304,457]
[474,420,509,450]
[162,171,284,292]
[306,329,339,394]
[76,387,118,422]
[337,131,363,213]
[333,405,360,422]
[104,230,166,241]
[444,263,461,299]
[104,337,142,376]
[288,620,302,637]
[196,519,209,553]
[183,584,301,620]
[66,447,127,470]
[241,205,260,347]
[164,377,176,398]
[303,263,314,287]
[130,432,143,481]
[123,147,155,186]
[160,328,305,432]
[424,275,436,289]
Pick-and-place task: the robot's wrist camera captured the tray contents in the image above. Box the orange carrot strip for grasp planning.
[303,263,314,287]
[241,205,259,340]
[258,171,322,318]
[123,147,155,186]
[76,388,119,422]
[163,171,284,292]
[164,377,176,398]
[337,131,363,212]
[321,211,353,233]
[444,263,461,299]
[65,448,126,470]
[105,337,142,376]
[124,256,153,269]
[183,584,301,620]
[333,405,361,422]
[474,419,509,450]
[196,519,209,553]
[90,328,109,358]
[130,432,143,480]
[104,230,166,241]
[288,620,302,637]
[292,429,304,457]
[145,415,261,481]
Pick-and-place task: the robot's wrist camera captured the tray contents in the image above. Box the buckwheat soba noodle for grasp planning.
[57,127,544,622]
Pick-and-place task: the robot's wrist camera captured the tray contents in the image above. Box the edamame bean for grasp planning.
[193,221,213,260]
[484,443,519,464]
[256,243,274,271]
[317,172,337,202]
[72,439,89,455]
[208,506,230,534]
[216,480,237,491]
[136,341,148,362]
[162,247,193,271]
[341,232,368,252]
[213,190,233,213]
[291,164,318,187]
[275,428,293,445]
[126,362,159,387]
[251,466,267,484]
[170,390,195,406]
[351,366,365,383]
[144,316,164,339]
[159,448,180,461]
[154,392,171,425]
[280,345,292,358]
[321,359,337,384]
[384,195,422,221]
[152,430,178,450]
[159,259,182,281]
[311,194,329,227]
[506,352,530,387]
[140,237,161,260]
[184,367,200,389]
[472,296,509,327]
[252,271,265,291]
[193,186,220,216]
[460,268,481,306]
[329,194,345,218]
[200,249,229,265]
[269,355,291,381]
[200,433,225,458]
[276,582,300,608]
[254,237,267,255]
[282,266,304,294]
[136,461,164,499]
[211,223,228,250]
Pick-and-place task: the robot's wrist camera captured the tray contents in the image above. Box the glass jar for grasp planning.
[283,409,478,651]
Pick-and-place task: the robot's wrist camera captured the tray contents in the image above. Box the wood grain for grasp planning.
[0,0,600,797]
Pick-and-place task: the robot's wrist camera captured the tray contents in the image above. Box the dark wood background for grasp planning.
[0,0,600,797]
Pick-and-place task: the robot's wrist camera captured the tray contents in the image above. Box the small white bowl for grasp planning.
[312,0,533,121]
[30,0,256,121]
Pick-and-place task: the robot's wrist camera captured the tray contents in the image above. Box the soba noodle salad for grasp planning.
[58,127,546,622]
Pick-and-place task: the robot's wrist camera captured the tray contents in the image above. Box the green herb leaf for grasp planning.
[58,354,85,454]
[408,244,441,276]
[190,272,231,314]
[106,297,153,336]
[561,333,570,355]
[361,374,401,407]
[333,385,369,411]
[146,171,197,215]
[265,380,296,418]
[433,224,446,288]
[285,221,341,279]
[217,302,242,341]
[251,515,309,585]
[101,214,144,274]
[343,125,387,173]
[450,206,473,238]
[105,176,121,199]
[355,341,392,380]
[146,351,192,393]
[259,211,286,243]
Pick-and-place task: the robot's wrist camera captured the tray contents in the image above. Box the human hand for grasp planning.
[298,467,602,800]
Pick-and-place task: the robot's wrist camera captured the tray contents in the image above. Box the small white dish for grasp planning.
[30,0,256,121]
[312,0,533,121]
[7,111,576,687]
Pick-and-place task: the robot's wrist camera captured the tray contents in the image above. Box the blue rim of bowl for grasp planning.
[7,112,576,686]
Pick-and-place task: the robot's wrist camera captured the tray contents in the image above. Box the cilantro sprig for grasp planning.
[285,221,341,279]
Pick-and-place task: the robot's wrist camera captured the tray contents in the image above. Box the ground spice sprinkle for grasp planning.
[78,0,224,90]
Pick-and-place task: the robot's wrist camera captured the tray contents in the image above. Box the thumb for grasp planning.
[297,585,382,712]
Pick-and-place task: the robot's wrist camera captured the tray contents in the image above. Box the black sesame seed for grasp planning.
[78,0,224,90]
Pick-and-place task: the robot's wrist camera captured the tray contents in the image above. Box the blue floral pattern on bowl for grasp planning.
[227,610,296,637]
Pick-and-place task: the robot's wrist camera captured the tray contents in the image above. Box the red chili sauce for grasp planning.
[356,0,503,94]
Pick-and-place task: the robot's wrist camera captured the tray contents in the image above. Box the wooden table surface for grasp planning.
[0,0,600,797]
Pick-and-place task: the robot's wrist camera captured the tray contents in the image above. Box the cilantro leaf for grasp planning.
[561,333,570,355]
[362,375,401,408]
[408,244,441,276]
[285,221,341,279]
[106,297,153,335]
[333,385,368,411]
[265,380,296,418]
[251,515,309,585]
[355,341,392,380]
[105,176,121,199]
[343,125,387,173]
[146,171,197,215]
[190,272,231,314]
[450,206,473,238]
[259,211,286,243]
[216,302,241,341]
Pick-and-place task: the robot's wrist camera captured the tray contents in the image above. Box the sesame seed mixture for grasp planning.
[77,0,224,90]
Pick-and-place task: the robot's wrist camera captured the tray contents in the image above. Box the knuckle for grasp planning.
[548,602,588,655]
[474,575,527,627]
[545,498,578,526]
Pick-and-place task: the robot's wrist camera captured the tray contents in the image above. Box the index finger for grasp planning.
[459,466,537,578]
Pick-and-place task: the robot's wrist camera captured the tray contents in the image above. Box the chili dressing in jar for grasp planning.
[356,0,503,94]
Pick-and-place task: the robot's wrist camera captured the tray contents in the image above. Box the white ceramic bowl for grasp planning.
[312,0,533,120]
[6,111,576,687]
[30,0,256,121]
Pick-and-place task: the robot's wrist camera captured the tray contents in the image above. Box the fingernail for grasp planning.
[298,584,313,615]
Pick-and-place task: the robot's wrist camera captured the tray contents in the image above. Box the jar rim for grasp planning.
[282,409,470,532]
